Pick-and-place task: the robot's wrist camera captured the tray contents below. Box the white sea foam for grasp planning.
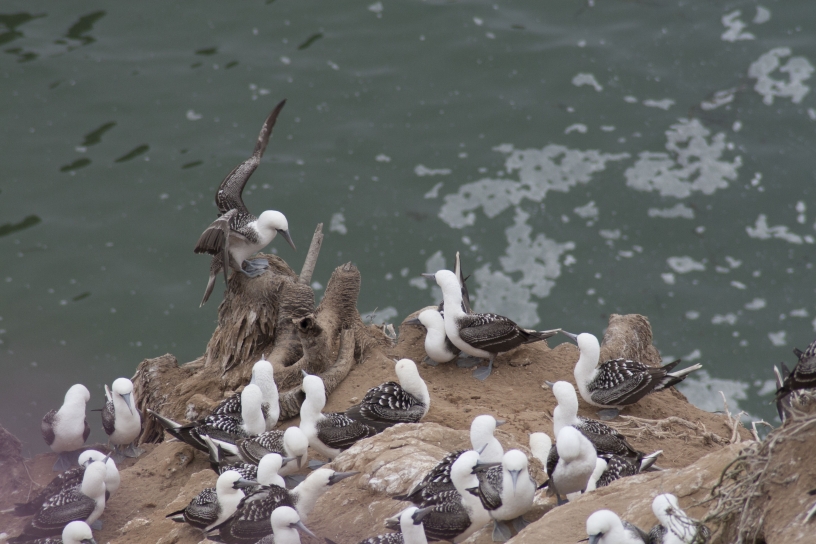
[748,48,813,105]
[753,6,771,24]
[712,313,738,325]
[329,212,347,235]
[648,203,695,219]
[746,214,806,244]
[768,331,787,346]
[573,201,598,219]
[625,118,742,199]
[643,98,675,110]
[678,370,752,420]
[415,165,452,176]
[745,298,766,310]
[565,123,587,134]
[572,73,603,92]
[439,144,628,228]
[667,256,705,274]
[721,11,755,42]
[424,182,443,199]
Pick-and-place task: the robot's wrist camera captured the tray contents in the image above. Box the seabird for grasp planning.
[101,378,143,458]
[398,450,492,543]
[213,468,357,543]
[202,432,291,486]
[404,308,461,366]
[546,426,597,505]
[166,470,257,532]
[423,269,559,380]
[586,509,648,544]
[250,506,316,544]
[468,449,536,541]
[195,100,296,306]
[775,338,816,406]
[357,506,429,544]
[299,374,377,460]
[42,384,91,471]
[8,520,97,544]
[648,494,711,544]
[213,358,280,431]
[345,358,430,432]
[13,450,117,517]
[16,458,107,538]
[236,426,309,476]
[549,380,642,462]
[395,414,505,505]
[149,383,266,454]
[562,331,702,419]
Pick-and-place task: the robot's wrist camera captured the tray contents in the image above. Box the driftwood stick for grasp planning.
[299,223,324,285]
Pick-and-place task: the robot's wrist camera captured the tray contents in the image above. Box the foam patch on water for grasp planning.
[721,11,755,42]
[330,212,347,235]
[643,98,675,110]
[439,144,629,228]
[667,256,706,274]
[572,73,603,92]
[748,47,813,105]
[363,306,398,324]
[573,201,598,219]
[768,330,787,346]
[648,203,695,219]
[415,165,452,176]
[677,370,754,419]
[625,118,742,199]
[746,214,814,244]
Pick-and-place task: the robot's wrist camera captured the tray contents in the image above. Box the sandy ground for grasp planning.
[0,316,781,544]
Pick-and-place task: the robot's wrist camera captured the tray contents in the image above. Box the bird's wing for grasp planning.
[587,358,660,406]
[41,410,57,446]
[457,314,527,353]
[316,413,377,450]
[215,100,287,215]
[101,399,116,436]
[474,466,503,511]
[30,487,96,534]
[212,392,242,416]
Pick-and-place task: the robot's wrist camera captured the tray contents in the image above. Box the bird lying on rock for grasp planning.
[586,509,648,544]
[299,373,377,461]
[561,331,702,420]
[345,358,430,432]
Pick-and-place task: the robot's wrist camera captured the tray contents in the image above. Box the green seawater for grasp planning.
[1,0,814,454]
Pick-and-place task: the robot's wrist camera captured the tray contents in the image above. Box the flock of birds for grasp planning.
[7,103,816,544]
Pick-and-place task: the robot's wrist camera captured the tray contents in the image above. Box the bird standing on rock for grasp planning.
[423,269,560,380]
[468,449,536,541]
[775,337,816,406]
[561,331,702,420]
[395,414,505,505]
[195,100,296,306]
[236,426,309,475]
[41,384,91,472]
[213,357,280,431]
[101,377,143,458]
[546,426,597,505]
[345,358,430,432]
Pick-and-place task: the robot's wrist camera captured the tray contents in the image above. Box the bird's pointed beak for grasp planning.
[279,229,296,251]
[510,469,520,492]
[122,392,134,415]
[542,381,555,389]
[293,520,317,539]
[82,539,97,544]
[561,330,579,343]
[413,506,435,523]
[234,478,259,489]
[328,471,359,485]
[421,273,436,280]
[587,536,598,544]
[404,316,422,326]
[281,456,297,467]
[301,369,309,377]
[495,419,507,427]
[471,461,501,474]
[297,455,303,469]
